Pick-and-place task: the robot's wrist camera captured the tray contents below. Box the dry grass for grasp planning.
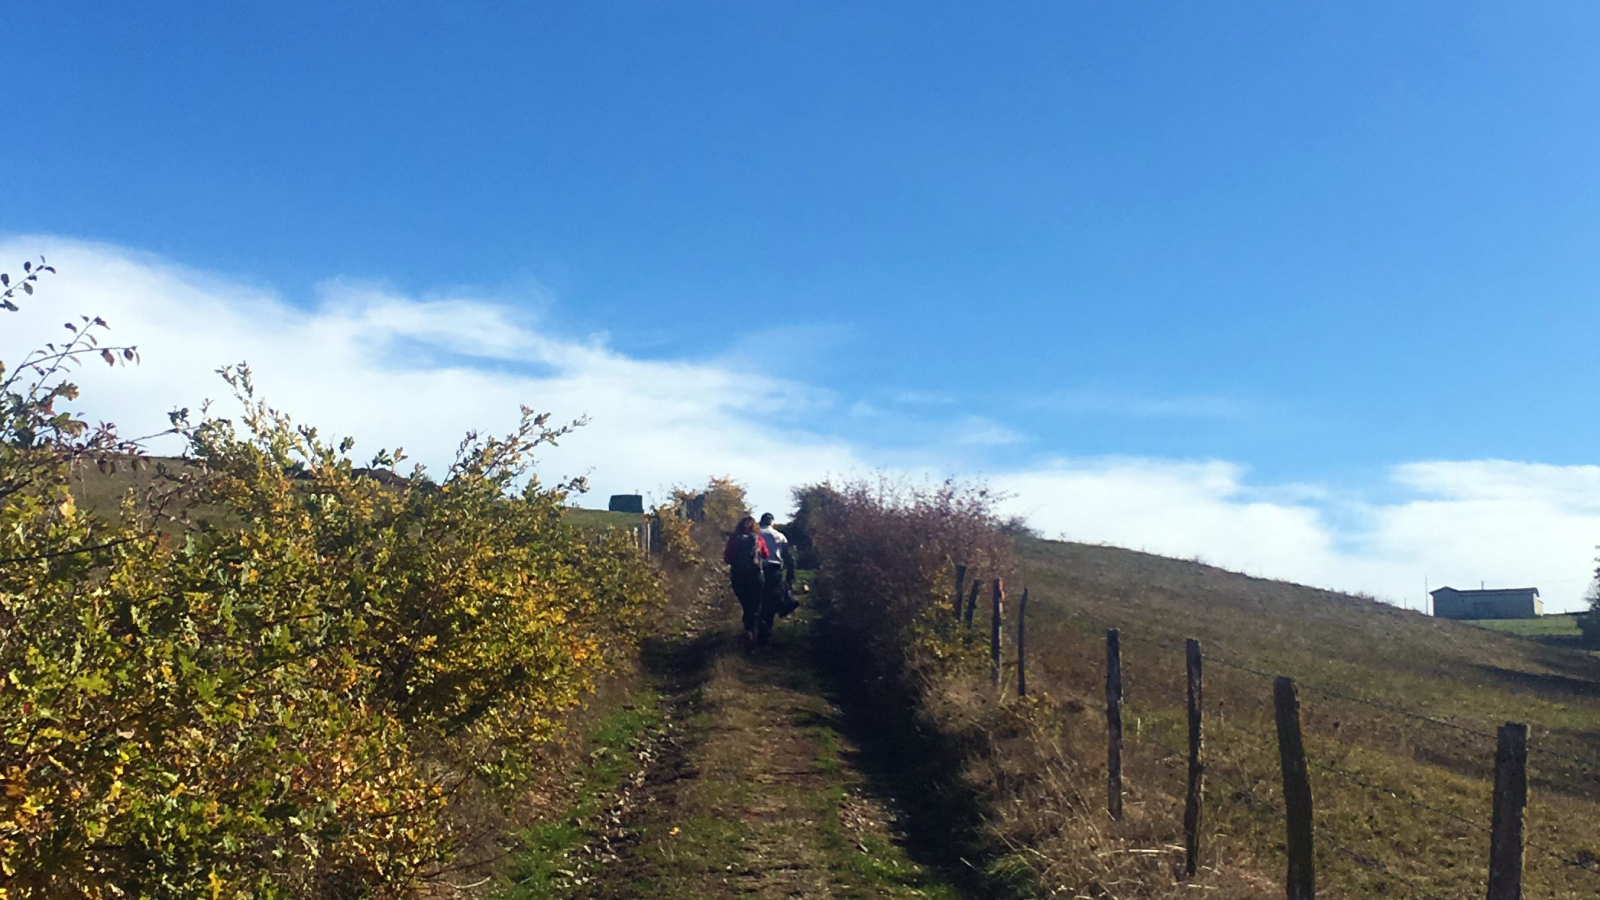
[982,536,1600,899]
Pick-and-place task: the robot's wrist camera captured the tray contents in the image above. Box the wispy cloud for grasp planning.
[1022,388,1252,419]
[5,237,1596,613]
[953,416,1027,447]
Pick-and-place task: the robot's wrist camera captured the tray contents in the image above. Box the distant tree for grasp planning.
[783,483,842,570]
[1579,568,1600,646]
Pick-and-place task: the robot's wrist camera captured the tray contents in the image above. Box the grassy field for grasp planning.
[562,507,647,533]
[63,456,646,536]
[1466,613,1586,637]
[1003,536,1600,899]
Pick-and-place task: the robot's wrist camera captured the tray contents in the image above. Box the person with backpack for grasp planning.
[758,513,799,631]
[723,515,769,650]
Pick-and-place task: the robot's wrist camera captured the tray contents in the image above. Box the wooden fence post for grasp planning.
[964,580,981,631]
[1017,588,1029,697]
[953,563,968,621]
[1183,638,1204,877]
[1486,722,1528,900]
[1273,677,1315,900]
[1106,628,1123,820]
[989,579,1004,687]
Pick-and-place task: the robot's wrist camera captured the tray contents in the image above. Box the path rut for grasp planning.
[542,583,971,900]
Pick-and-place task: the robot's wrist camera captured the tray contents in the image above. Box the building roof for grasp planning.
[1429,586,1539,597]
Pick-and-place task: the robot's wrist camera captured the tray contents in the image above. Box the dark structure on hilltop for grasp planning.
[1430,586,1542,619]
[608,494,645,514]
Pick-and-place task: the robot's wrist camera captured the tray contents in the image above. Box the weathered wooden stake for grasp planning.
[1183,638,1204,877]
[1106,628,1123,820]
[964,579,981,630]
[1486,722,1528,900]
[1017,588,1029,697]
[989,578,1004,687]
[1273,676,1315,900]
[953,563,968,620]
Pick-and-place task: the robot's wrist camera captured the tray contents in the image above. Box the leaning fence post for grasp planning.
[989,578,1004,687]
[1486,723,1528,900]
[1183,638,1204,877]
[953,563,967,621]
[1106,628,1123,820]
[964,579,981,631]
[1273,677,1315,900]
[1017,588,1029,697]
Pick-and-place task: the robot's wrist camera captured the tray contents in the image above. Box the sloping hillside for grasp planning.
[1011,536,1600,898]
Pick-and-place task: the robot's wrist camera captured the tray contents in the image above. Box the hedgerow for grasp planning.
[0,261,662,898]
[798,477,1014,667]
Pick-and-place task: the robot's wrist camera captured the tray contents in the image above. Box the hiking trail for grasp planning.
[525,577,978,900]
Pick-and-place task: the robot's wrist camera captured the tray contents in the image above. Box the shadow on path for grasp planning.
[800,612,1017,900]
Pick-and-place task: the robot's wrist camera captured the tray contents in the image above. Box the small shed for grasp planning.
[1430,586,1542,620]
[607,494,645,514]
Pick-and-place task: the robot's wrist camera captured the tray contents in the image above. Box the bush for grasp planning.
[1579,580,1600,647]
[0,264,662,898]
[1579,612,1600,646]
[801,476,1013,666]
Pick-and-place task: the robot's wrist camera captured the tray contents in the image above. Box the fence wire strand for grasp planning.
[1033,597,1600,888]
[1321,834,1457,900]
[1047,617,1600,772]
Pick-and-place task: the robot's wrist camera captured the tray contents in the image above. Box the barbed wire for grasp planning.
[1303,756,1488,835]
[1122,704,1600,889]
[1133,717,1285,819]
[1036,606,1600,772]
[1192,697,1600,882]
[1034,604,1600,890]
[1041,601,1600,753]
[1320,833,1457,900]
[1527,836,1600,877]
[1206,655,1600,773]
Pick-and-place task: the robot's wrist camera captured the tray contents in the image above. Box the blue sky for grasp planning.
[7,3,1600,609]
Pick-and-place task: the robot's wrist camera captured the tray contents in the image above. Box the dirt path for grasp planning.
[538,583,973,900]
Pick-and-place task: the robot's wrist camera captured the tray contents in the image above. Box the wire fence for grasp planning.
[948,566,1600,898]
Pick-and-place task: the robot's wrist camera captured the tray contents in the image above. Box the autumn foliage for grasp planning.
[0,262,662,898]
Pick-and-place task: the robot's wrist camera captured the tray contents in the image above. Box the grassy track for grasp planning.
[497,572,973,900]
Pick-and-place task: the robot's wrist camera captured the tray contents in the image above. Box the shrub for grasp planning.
[1579,580,1600,647]
[801,476,1013,666]
[779,484,838,570]
[667,477,751,560]
[0,264,662,898]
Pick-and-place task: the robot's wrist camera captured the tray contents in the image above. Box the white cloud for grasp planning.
[1022,388,1252,419]
[994,458,1600,613]
[4,237,1596,613]
[0,237,868,517]
[954,416,1026,447]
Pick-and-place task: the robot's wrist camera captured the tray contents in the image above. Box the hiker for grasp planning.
[758,513,799,634]
[723,515,769,649]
